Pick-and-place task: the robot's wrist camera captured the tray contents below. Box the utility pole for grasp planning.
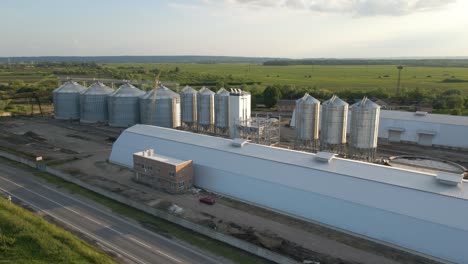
[396,65,403,96]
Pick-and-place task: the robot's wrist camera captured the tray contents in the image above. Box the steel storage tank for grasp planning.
[140,85,181,128]
[349,97,380,160]
[320,95,349,146]
[180,85,197,125]
[80,82,113,123]
[295,93,320,141]
[107,83,145,127]
[215,88,230,129]
[197,87,215,128]
[53,81,86,120]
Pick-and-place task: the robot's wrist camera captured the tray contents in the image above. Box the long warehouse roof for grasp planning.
[380,110,468,126]
[119,125,467,200]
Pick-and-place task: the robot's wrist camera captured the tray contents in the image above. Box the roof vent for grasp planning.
[436,172,463,186]
[315,152,337,163]
[232,138,248,148]
[415,111,428,116]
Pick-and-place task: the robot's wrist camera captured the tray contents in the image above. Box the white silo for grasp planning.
[215,88,230,134]
[180,86,197,128]
[228,89,251,138]
[320,95,348,153]
[349,97,380,161]
[140,85,181,128]
[80,82,113,123]
[197,87,215,132]
[107,83,145,127]
[295,93,320,150]
[53,81,86,120]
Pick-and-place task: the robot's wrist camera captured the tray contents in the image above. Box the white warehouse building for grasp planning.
[110,125,468,264]
[378,110,468,149]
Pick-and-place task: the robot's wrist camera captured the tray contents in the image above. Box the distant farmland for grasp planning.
[104,63,468,95]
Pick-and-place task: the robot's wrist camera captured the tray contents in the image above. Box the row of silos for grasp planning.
[180,86,250,135]
[294,94,380,156]
[54,82,249,134]
[54,81,180,128]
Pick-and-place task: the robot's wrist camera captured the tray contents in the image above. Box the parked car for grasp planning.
[199,196,215,205]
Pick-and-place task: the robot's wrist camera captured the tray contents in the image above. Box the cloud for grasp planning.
[221,0,456,16]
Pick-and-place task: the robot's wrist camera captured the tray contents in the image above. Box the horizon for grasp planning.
[1,0,468,58]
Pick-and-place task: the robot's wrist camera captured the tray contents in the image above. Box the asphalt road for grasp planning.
[0,162,223,264]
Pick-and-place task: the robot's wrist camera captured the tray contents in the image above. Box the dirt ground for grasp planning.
[0,116,449,264]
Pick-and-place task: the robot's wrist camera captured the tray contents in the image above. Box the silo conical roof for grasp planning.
[110,83,144,97]
[198,87,215,95]
[216,88,230,96]
[53,81,86,93]
[352,97,380,109]
[82,82,113,95]
[181,85,197,94]
[323,95,348,106]
[141,86,179,100]
[301,93,320,104]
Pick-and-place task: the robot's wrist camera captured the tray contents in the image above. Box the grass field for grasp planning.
[103,63,468,95]
[0,197,116,264]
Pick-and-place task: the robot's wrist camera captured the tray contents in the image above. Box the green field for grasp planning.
[0,197,115,264]
[103,63,468,95]
[1,62,467,115]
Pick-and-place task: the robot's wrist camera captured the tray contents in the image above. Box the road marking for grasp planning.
[0,186,150,264]
[0,174,186,264]
[0,170,218,263]
[128,236,153,249]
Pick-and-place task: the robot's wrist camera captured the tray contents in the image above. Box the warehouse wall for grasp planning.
[110,127,468,263]
[379,118,468,148]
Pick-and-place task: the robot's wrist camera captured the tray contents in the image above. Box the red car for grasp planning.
[199,196,216,205]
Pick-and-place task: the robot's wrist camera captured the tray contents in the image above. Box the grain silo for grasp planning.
[320,95,348,154]
[197,87,215,132]
[53,81,87,120]
[295,93,320,151]
[108,83,145,127]
[80,82,113,123]
[349,97,380,161]
[140,85,181,128]
[180,86,197,128]
[214,88,230,134]
[228,89,251,138]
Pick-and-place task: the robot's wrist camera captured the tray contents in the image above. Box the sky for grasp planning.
[1,0,467,58]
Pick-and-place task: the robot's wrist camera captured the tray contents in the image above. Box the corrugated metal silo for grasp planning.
[180,86,197,126]
[349,97,380,160]
[295,93,320,144]
[107,83,145,127]
[53,81,87,120]
[140,85,181,128]
[320,95,348,152]
[197,87,215,129]
[80,82,113,123]
[215,88,230,130]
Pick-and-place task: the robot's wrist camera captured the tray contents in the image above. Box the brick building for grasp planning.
[133,149,193,194]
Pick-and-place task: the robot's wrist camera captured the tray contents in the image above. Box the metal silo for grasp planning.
[140,85,181,128]
[320,95,348,153]
[197,87,215,132]
[107,83,145,127]
[349,97,380,161]
[80,82,113,123]
[215,88,230,134]
[180,85,197,127]
[53,81,87,120]
[295,93,320,151]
